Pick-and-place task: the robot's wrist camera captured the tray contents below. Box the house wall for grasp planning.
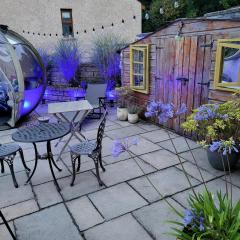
[0,0,142,62]
[121,19,240,131]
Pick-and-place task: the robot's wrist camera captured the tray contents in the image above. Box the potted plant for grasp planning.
[127,104,141,123]
[182,99,240,171]
[115,87,132,121]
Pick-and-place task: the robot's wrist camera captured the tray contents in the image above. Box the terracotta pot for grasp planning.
[117,107,128,121]
[207,149,239,171]
[128,113,139,124]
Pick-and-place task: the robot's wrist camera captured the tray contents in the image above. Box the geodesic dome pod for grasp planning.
[0,26,46,127]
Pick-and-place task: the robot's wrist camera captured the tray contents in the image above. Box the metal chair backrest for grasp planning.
[95,111,107,150]
[85,84,107,106]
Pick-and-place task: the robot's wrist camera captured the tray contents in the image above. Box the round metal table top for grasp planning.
[12,123,71,143]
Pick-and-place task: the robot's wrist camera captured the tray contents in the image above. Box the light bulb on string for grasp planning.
[159,7,164,15]
[174,1,180,8]
[145,12,150,20]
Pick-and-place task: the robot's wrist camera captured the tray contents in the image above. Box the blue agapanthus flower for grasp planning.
[112,137,139,157]
[194,104,228,121]
[183,209,205,232]
[209,140,239,155]
[145,101,187,124]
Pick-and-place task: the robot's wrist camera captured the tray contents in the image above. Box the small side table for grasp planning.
[12,123,71,191]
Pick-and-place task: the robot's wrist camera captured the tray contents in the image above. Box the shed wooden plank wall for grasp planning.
[121,19,240,132]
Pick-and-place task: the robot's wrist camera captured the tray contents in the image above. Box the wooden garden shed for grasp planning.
[121,17,240,132]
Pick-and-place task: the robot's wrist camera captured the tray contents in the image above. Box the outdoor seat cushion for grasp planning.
[70,140,97,155]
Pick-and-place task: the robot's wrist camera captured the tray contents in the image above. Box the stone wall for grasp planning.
[0,0,142,62]
[43,63,103,102]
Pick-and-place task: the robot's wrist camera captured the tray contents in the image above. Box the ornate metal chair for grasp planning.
[69,111,107,186]
[0,143,30,188]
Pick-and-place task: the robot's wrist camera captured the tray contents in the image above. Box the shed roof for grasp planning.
[120,17,240,51]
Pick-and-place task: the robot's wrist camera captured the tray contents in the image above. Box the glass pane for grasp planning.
[134,75,144,87]
[139,50,143,62]
[62,24,73,36]
[0,44,18,91]
[221,47,240,83]
[133,50,139,62]
[15,44,43,90]
[134,63,144,74]
[62,11,71,19]
[0,69,12,120]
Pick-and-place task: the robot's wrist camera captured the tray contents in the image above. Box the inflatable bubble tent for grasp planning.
[0,25,46,127]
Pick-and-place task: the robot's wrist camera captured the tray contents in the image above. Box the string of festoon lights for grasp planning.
[21,15,138,37]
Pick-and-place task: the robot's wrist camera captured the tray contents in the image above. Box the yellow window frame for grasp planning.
[214,38,240,92]
[130,44,149,94]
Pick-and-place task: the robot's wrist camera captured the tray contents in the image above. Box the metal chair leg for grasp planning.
[70,155,77,186]
[18,148,30,172]
[94,158,103,186]
[76,156,81,172]
[7,162,18,188]
[0,210,16,240]
[0,159,4,173]
[99,152,105,172]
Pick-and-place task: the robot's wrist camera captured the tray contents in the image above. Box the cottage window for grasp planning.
[130,44,149,94]
[61,9,74,37]
[214,38,240,91]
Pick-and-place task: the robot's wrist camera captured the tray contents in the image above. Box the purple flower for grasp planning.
[183,209,194,226]
[176,103,187,116]
[112,137,139,157]
[199,217,204,231]
[209,141,221,152]
[194,104,228,121]
[145,101,159,118]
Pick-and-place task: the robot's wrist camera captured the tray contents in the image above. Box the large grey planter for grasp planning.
[207,149,239,171]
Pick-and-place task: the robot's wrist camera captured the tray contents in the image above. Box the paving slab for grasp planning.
[34,181,62,209]
[67,196,104,231]
[59,171,104,201]
[15,204,82,240]
[89,183,147,220]
[84,214,153,240]
[139,149,181,170]
[137,122,160,131]
[27,160,71,186]
[146,167,200,198]
[129,176,161,203]
[179,148,225,177]
[176,161,217,182]
[133,199,183,240]
[173,178,240,207]
[1,199,39,222]
[101,158,152,186]
[105,126,145,139]
[140,129,171,143]
[103,151,131,164]
[101,137,116,157]
[0,221,15,240]
[129,136,161,156]
[0,172,34,208]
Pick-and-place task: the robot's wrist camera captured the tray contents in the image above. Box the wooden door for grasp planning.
[155,35,212,132]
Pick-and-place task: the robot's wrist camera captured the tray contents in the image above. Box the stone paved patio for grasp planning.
[0,104,237,240]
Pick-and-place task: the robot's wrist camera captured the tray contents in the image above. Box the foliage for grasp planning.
[170,191,240,240]
[143,0,240,32]
[54,39,81,84]
[182,99,240,153]
[92,34,126,89]
[37,48,52,69]
[114,86,133,108]
[128,104,141,114]
[144,100,187,123]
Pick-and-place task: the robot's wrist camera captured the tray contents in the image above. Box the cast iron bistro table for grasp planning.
[12,123,71,191]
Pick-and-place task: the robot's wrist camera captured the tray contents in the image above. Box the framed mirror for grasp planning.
[214,38,240,91]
